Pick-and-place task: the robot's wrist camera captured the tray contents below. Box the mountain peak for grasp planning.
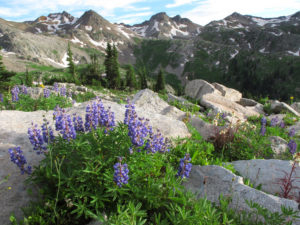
[150,12,169,21]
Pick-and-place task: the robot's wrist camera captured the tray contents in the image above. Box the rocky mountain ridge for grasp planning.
[0,10,299,97]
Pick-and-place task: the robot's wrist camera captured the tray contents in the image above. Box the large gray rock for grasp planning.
[0,90,190,224]
[185,79,220,100]
[212,82,242,102]
[232,159,300,200]
[270,100,300,117]
[183,165,300,224]
[189,116,216,141]
[269,136,288,157]
[185,79,260,122]
[292,102,300,113]
[238,98,260,107]
[167,93,204,112]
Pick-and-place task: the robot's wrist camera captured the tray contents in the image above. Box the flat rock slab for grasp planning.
[183,165,300,224]
[232,159,300,199]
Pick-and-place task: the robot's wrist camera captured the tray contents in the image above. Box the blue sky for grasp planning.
[0,0,299,25]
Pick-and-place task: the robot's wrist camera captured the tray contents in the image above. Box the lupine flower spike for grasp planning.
[288,140,297,155]
[11,86,20,102]
[176,153,192,179]
[28,123,47,154]
[260,117,267,136]
[8,146,32,174]
[113,157,129,187]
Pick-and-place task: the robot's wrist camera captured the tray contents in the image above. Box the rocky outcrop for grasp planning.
[269,136,288,157]
[232,159,300,201]
[270,100,300,117]
[292,102,300,114]
[183,164,300,224]
[185,79,260,122]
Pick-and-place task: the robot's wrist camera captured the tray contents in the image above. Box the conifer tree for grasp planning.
[155,68,166,93]
[86,53,101,84]
[104,43,113,88]
[138,66,148,89]
[110,45,121,89]
[0,47,5,74]
[67,42,76,79]
[125,65,137,89]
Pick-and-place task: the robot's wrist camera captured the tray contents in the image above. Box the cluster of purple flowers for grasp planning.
[176,153,192,179]
[41,121,55,144]
[125,100,171,155]
[288,128,297,155]
[28,123,48,154]
[145,129,170,154]
[85,98,115,133]
[43,88,51,98]
[54,82,59,92]
[60,86,66,97]
[113,157,129,187]
[8,146,32,174]
[20,85,28,95]
[53,106,76,141]
[270,116,279,127]
[260,117,267,136]
[73,114,84,132]
[0,93,3,102]
[11,86,20,102]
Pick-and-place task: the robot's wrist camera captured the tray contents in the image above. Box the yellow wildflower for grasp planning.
[39,84,45,88]
[290,96,294,100]
[7,186,11,190]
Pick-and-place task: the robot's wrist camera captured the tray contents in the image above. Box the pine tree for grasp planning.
[138,66,148,89]
[0,47,5,74]
[86,53,101,85]
[104,43,113,88]
[155,68,166,93]
[110,45,121,89]
[125,65,137,90]
[67,42,76,79]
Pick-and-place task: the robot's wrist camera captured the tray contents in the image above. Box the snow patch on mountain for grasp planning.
[152,21,159,31]
[252,15,291,26]
[85,26,92,31]
[70,36,85,47]
[230,49,239,59]
[287,49,300,56]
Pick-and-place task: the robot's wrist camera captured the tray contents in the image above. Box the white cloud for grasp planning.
[166,0,197,8]
[182,0,300,25]
[0,0,148,19]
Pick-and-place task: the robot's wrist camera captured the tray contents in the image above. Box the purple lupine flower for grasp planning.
[41,121,54,144]
[11,86,20,102]
[72,100,76,105]
[43,88,51,98]
[68,92,72,98]
[60,114,76,140]
[270,116,279,127]
[28,123,47,154]
[54,82,59,92]
[53,106,76,140]
[288,140,297,155]
[8,147,32,174]
[289,128,296,138]
[221,113,227,120]
[0,93,3,102]
[113,157,129,187]
[176,153,192,179]
[84,98,115,132]
[20,85,28,95]
[260,125,266,136]
[60,86,66,97]
[279,121,285,128]
[145,129,170,154]
[261,117,267,126]
[73,114,84,132]
[124,99,135,125]
[53,105,65,131]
